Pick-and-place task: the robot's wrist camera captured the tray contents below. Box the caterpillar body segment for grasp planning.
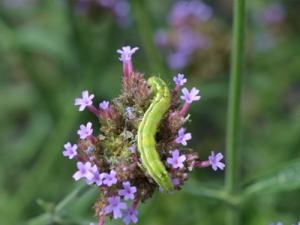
[137,76,173,192]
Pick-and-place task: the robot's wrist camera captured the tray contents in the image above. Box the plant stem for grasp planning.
[131,0,166,75]
[225,0,246,224]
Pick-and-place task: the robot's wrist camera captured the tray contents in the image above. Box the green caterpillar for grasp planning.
[137,76,173,192]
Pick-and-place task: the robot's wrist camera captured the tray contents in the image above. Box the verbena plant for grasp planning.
[25,0,300,225]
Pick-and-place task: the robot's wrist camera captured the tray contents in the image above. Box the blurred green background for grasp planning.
[0,0,300,224]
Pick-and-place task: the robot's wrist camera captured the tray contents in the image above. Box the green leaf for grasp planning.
[243,159,300,198]
[182,179,232,204]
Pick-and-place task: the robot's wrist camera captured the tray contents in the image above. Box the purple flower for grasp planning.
[123,207,138,225]
[102,170,118,186]
[125,107,135,119]
[74,90,94,111]
[167,149,186,169]
[176,28,208,54]
[86,146,95,154]
[154,29,169,48]
[62,142,78,159]
[181,87,201,104]
[86,165,105,186]
[128,145,136,153]
[118,181,137,200]
[77,122,93,140]
[113,1,130,18]
[99,100,110,110]
[208,151,225,171]
[104,196,127,219]
[167,51,190,70]
[73,162,94,181]
[168,0,212,26]
[172,178,180,186]
[117,46,139,63]
[97,0,114,7]
[263,3,285,25]
[190,0,212,22]
[175,128,192,146]
[173,73,187,86]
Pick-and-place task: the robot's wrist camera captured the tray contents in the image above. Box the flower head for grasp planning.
[118,181,137,200]
[117,46,139,62]
[167,149,186,169]
[208,151,225,171]
[175,128,192,146]
[77,122,93,139]
[75,90,94,111]
[104,196,127,219]
[103,170,118,187]
[123,207,138,225]
[73,162,94,181]
[63,142,78,159]
[181,87,201,104]
[173,73,187,87]
[99,100,110,110]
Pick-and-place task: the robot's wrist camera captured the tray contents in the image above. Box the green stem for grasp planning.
[131,0,165,75]
[225,0,246,224]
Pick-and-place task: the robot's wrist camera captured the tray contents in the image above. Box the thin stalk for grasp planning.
[131,0,165,75]
[225,0,246,224]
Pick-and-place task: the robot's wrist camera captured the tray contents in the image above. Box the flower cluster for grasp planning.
[253,3,286,52]
[75,0,131,27]
[154,0,230,77]
[63,45,225,225]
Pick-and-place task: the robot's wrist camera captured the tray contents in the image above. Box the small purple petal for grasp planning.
[118,181,137,200]
[123,207,138,225]
[74,90,94,111]
[117,46,139,62]
[128,145,136,153]
[173,73,187,86]
[72,162,94,181]
[180,87,201,104]
[63,142,78,159]
[103,170,118,187]
[175,128,192,146]
[105,196,127,219]
[167,149,186,169]
[99,101,110,110]
[208,151,225,171]
[77,122,93,140]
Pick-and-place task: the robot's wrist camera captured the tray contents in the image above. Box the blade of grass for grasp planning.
[225,0,246,223]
